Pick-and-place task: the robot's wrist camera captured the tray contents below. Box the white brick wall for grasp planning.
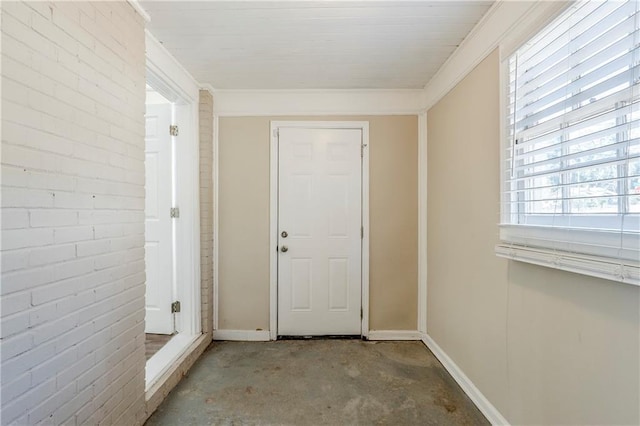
[1,2,147,424]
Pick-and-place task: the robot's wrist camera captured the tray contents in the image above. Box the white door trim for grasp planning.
[145,31,201,390]
[172,100,202,336]
[146,31,201,338]
[269,121,370,340]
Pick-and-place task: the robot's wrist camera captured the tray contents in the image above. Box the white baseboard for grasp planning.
[367,330,422,341]
[421,334,510,426]
[213,329,271,341]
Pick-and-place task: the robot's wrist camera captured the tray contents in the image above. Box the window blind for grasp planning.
[503,0,640,265]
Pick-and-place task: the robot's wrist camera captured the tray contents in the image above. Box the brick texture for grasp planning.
[1,2,147,424]
[198,90,214,337]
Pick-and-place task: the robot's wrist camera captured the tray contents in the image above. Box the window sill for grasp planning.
[495,243,639,286]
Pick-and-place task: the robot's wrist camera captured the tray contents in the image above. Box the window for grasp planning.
[499,0,639,284]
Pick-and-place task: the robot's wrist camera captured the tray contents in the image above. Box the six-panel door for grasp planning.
[277,127,363,336]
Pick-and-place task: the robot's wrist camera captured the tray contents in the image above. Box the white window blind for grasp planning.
[500,0,640,282]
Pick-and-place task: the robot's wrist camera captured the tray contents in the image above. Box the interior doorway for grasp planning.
[145,87,176,337]
[143,77,201,390]
[270,122,371,339]
[144,87,177,363]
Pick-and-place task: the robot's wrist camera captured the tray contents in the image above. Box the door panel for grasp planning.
[328,258,349,310]
[278,127,362,336]
[145,104,174,335]
[291,258,312,311]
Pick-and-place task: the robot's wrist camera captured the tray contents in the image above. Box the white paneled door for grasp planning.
[144,104,174,334]
[278,127,362,336]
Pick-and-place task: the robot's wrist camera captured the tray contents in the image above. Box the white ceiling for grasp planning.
[142,1,493,90]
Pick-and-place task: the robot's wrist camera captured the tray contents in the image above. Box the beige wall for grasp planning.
[427,49,640,425]
[218,116,418,331]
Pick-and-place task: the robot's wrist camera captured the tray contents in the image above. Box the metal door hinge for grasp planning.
[170,207,180,218]
[171,301,181,313]
[170,125,179,136]
[273,129,279,138]
[360,307,363,319]
[361,226,364,239]
[361,143,367,158]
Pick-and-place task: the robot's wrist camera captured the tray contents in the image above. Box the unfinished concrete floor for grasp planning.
[145,340,489,425]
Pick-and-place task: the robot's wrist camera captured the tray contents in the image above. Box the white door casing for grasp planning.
[145,103,175,335]
[145,32,203,391]
[277,127,363,336]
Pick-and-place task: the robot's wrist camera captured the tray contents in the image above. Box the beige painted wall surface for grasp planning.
[218,116,418,331]
[427,49,640,425]
[218,118,271,330]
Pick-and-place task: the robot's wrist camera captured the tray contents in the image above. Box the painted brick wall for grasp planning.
[199,90,214,336]
[1,2,147,424]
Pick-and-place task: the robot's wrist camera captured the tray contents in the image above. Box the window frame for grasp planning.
[497,0,640,286]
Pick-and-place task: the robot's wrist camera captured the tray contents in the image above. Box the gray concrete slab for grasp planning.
[145,340,489,425]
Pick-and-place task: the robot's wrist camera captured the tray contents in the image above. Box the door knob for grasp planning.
[281,246,288,253]
[281,231,288,238]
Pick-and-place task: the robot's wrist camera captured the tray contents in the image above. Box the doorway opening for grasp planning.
[269,121,370,339]
[144,86,176,358]
[144,80,201,391]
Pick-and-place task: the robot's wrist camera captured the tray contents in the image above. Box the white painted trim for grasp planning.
[367,330,422,341]
[172,101,201,336]
[145,333,199,392]
[417,112,427,334]
[145,30,199,103]
[269,121,370,339]
[145,28,202,389]
[199,83,216,96]
[422,334,510,426]
[213,89,424,116]
[421,0,569,111]
[269,123,279,341]
[213,330,271,342]
[213,114,220,332]
[361,123,370,339]
[497,1,574,61]
[126,0,150,23]
[495,244,640,286]
[145,333,209,402]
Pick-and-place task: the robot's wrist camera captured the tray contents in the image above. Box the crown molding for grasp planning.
[421,0,570,111]
[126,0,151,23]
[212,88,424,116]
[146,30,199,102]
[199,83,216,96]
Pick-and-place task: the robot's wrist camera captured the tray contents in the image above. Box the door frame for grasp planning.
[269,121,370,340]
[145,30,201,390]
